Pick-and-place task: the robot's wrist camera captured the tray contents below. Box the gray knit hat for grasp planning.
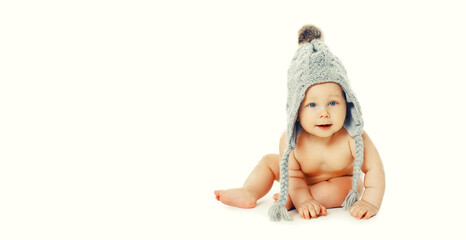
[269,25,364,221]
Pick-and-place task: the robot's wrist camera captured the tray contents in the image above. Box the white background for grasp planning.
[1,0,466,239]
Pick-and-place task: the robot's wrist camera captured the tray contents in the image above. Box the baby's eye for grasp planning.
[308,103,316,108]
[329,101,337,106]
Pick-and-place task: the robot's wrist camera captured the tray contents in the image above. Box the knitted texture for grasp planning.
[269,146,293,221]
[269,25,364,221]
[343,135,364,210]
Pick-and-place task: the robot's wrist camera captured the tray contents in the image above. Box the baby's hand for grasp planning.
[297,200,327,219]
[349,200,379,220]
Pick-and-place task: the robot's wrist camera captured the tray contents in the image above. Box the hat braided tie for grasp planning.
[268,146,293,221]
[342,134,364,210]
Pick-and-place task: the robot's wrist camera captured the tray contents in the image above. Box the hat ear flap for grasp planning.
[343,90,363,137]
[291,122,302,148]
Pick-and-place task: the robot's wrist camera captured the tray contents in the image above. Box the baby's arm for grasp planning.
[350,131,385,219]
[288,151,327,219]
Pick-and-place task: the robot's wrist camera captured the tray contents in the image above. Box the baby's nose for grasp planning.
[319,109,329,118]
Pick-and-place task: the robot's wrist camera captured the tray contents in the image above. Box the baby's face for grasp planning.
[298,82,347,138]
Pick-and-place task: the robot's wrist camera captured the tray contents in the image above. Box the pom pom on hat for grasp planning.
[298,25,322,44]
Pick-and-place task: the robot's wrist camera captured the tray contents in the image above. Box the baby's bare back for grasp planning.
[279,128,355,185]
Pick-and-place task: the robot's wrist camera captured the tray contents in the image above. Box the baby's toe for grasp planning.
[214,190,222,201]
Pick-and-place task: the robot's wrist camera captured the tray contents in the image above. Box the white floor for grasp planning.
[204,175,464,240]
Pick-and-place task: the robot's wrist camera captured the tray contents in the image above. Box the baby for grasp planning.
[214,25,385,221]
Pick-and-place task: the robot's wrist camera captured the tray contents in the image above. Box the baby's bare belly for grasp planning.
[298,154,355,185]
[303,169,353,185]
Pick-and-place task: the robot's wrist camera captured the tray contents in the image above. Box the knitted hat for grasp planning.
[268,25,364,221]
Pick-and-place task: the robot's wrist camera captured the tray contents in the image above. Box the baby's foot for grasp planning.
[272,193,293,210]
[214,188,257,209]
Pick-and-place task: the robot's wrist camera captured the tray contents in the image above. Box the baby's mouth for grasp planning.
[316,124,333,130]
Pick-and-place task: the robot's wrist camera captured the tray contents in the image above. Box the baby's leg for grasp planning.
[273,176,363,209]
[214,154,280,208]
[309,176,363,209]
